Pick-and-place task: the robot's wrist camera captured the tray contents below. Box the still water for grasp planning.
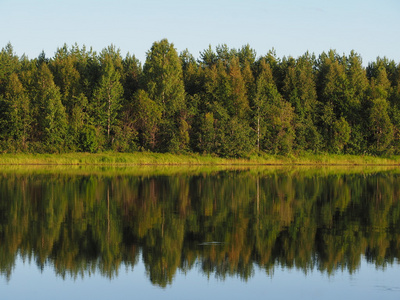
[1,166,400,299]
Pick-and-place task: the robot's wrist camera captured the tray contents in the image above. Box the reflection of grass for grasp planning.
[0,163,398,178]
[0,152,399,166]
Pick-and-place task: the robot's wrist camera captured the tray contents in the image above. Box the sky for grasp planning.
[1,0,399,65]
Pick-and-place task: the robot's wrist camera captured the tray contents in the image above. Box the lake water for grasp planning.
[1,166,400,299]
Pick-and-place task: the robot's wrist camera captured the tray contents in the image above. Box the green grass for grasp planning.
[0,152,399,166]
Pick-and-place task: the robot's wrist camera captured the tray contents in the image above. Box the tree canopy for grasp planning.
[1,41,399,156]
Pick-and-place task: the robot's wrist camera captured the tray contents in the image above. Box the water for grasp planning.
[1,166,400,299]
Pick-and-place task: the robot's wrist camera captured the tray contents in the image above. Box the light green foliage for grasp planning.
[78,124,98,153]
[143,39,185,117]
[92,53,123,147]
[371,66,391,100]
[143,39,187,152]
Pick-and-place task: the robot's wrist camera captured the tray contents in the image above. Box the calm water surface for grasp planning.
[1,166,400,299]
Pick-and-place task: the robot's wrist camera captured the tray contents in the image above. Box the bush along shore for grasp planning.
[1,41,400,158]
[0,152,399,166]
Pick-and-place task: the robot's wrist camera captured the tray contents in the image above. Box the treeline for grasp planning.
[1,40,400,156]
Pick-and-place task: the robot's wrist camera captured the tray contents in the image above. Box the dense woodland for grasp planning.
[1,40,400,156]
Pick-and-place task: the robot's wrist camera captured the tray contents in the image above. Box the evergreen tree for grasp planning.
[237,44,257,68]
[369,98,393,153]
[122,53,142,103]
[0,73,31,151]
[180,49,204,96]
[228,56,249,119]
[42,84,68,152]
[50,44,82,115]
[253,59,273,151]
[368,66,394,153]
[133,89,162,151]
[198,112,216,154]
[70,93,91,151]
[319,102,351,153]
[0,43,20,96]
[199,45,217,68]
[254,59,295,154]
[32,62,67,152]
[321,59,348,117]
[281,53,320,151]
[344,51,369,153]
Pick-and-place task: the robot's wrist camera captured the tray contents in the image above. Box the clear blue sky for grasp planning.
[1,0,399,65]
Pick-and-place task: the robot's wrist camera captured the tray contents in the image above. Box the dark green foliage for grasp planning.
[32,63,68,152]
[369,98,393,154]
[0,73,31,151]
[0,42,399,156]
[78,124,98,153]
[132,89,161,151]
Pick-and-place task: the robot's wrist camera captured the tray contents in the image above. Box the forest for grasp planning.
[0,40,399,157]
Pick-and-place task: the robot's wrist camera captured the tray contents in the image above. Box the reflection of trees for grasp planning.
[0,168,400,285]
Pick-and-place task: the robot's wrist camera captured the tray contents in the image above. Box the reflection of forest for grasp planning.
[0,167,400,286]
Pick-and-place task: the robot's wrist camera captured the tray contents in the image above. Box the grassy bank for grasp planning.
[0,152,399,166]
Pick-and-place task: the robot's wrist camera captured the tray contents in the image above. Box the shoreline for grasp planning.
[0,152,399,166]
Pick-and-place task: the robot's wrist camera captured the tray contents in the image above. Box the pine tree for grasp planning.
[43,84,68,152]
[32,63,67,152]
[228,56,249,119]
[0,73,31,151]
[368,66,394,153]
[344,51,369,153]
[122,53,142,103]
[0,43,20,96]
[50,44,81,114]
[133,89,162,151]
[254,59,295,154]
[282,53,320,151]
[369,98,393,153]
